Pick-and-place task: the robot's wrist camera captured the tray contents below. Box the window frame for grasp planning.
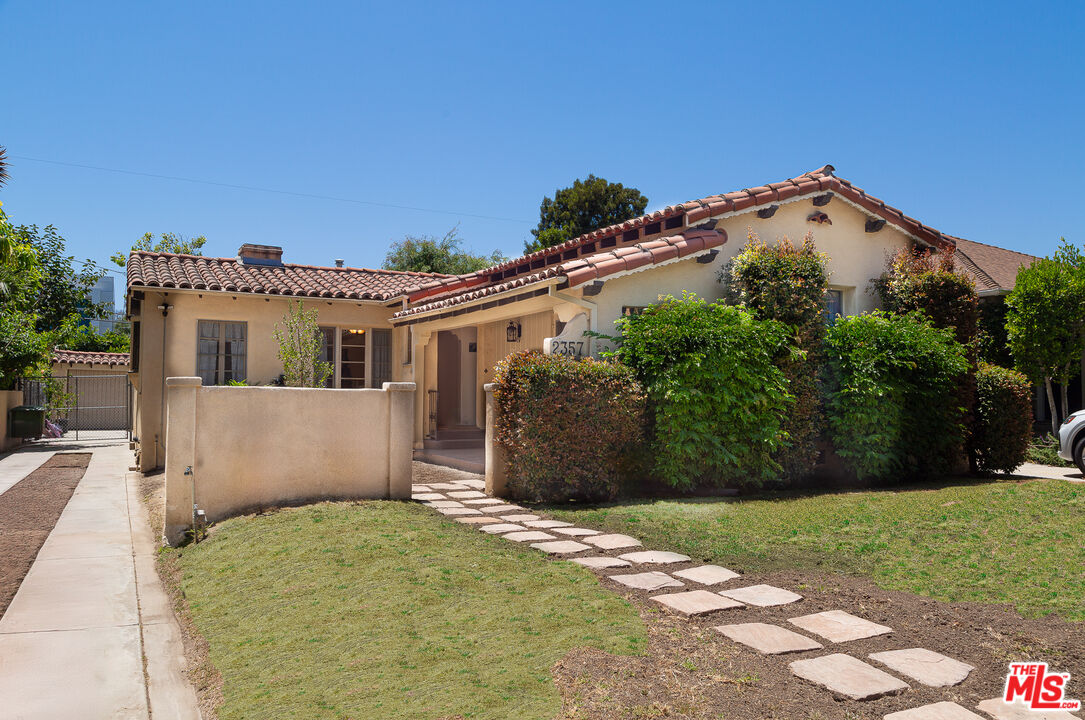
[196,319,248,385]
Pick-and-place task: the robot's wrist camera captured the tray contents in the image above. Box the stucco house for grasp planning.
[125,165,1035,472]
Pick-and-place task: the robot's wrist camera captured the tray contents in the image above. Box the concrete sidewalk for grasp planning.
[0,442,200,719]
[0,444,57,496]
[1012,462,1084,482]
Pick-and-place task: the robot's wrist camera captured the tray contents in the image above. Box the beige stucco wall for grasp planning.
[1,390,24,452]
[590,198,912,343]
[132,290,401,470]
[163,377,414,545]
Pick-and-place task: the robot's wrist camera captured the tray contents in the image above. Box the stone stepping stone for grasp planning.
[714,622,823,655]
[412,492,447,501]
[551,527,600,537]
[789,653,909,701]
[502,530,558,542]
[718,584,803,607]
[789,610,893,643]
[432,506,474,515]
[869,648,973,688]
[571,556,632,569]
[457,479,487,489]
[427,482,471,490]
[610,571,684,591]
[525,520,573,529]
[531,540,592,555]
[975,697,1081,719]
[583,533,641,550]
[462,498,503,505]
[650,590,744,617]
[426,500,464,508]
[477,504,523,514]
[617,550,691,564]
[447,490,487,499]
[884,701,985,720]
[673,565,740,585]
[500,514,541,522]
[411,484,432,492]
[455,516,502,524]
[479,523,525,534]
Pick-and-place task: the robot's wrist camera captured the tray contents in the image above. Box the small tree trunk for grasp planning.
[1060,366,1071,422]
[1046,376,1058,435]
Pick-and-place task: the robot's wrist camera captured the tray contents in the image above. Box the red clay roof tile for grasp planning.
[52,349,131,367]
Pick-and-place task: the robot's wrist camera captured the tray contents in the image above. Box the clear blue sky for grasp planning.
[2,0,1082,301]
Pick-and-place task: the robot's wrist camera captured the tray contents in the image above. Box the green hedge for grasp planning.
[492,351,645,502]
[825,311,970,481]
[721,232,828,482]
[971,362,1033,474]
[616,293,793,490]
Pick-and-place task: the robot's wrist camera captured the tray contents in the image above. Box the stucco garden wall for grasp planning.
[163,377,415,545]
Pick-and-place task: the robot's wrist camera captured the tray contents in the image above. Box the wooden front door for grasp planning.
[436,331,460,428]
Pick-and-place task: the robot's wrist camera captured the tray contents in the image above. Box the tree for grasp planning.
[274,301,332,388]
[383,226,504,275]
[10,223,105,333]
[526,175,648,253]
[1006,240,1085,433]
[111,232,207,267]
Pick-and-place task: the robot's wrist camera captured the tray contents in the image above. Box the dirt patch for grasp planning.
[552,568,1084,719]
[0,452,91,618]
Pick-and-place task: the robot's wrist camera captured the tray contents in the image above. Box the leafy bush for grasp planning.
[721,231,828,482]
[825,311,969,481]
[970,363,1034,474]
[616,293,794,490]
[274,301,331,388]
[492,351,645,502]
[1025,434,1073,468]
[872,248,978,347]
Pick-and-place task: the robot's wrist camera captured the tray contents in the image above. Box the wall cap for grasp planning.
[483,382,496,392]
[166,376,203,387]
[382,382,416,392]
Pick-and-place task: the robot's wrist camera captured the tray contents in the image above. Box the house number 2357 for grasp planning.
[551,340,586,357]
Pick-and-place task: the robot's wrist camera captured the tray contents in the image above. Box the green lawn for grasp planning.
[551,478,1085,622]
[174,501,645,720]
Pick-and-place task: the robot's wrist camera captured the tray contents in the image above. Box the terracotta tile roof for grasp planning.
[127,252,449,301]
[399,164,966,307]
[394,229,726,319]
[953,238,1038,293]
[52,349,131,367]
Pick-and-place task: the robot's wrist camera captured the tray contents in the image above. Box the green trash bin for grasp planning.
[8,406,46,439]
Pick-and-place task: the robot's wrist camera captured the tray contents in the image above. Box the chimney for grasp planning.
[335,259,344,268]
[238,244,283,266]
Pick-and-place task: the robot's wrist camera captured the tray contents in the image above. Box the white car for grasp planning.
[1058,412,1085,472]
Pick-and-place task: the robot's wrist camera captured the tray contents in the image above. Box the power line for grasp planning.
[10,154,534,225]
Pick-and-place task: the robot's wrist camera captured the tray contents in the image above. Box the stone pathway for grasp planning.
[411,477,1082,719]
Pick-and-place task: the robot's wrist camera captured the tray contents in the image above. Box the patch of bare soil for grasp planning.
[553,567,1084,720]
[138,468,224,720]
[0,452,91,618]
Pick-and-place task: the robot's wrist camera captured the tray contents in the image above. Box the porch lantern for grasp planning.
[506,321,521,342]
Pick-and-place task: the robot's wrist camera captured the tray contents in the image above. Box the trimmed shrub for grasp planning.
[616,293,794,490]
[872,248,979,347]
[825,311,970,481]
[721,231,828,482]
[971,362,1033,474]
[492,351,645,502]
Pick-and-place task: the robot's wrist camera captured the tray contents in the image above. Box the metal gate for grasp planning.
[21,375,132,441]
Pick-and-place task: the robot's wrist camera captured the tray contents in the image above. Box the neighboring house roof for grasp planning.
[953,238,1039,293]
[53,349,131,367]
[127,252,448,301]
[396,229,726,318]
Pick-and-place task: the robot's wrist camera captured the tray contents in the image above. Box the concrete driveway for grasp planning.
[0,442,200,719]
